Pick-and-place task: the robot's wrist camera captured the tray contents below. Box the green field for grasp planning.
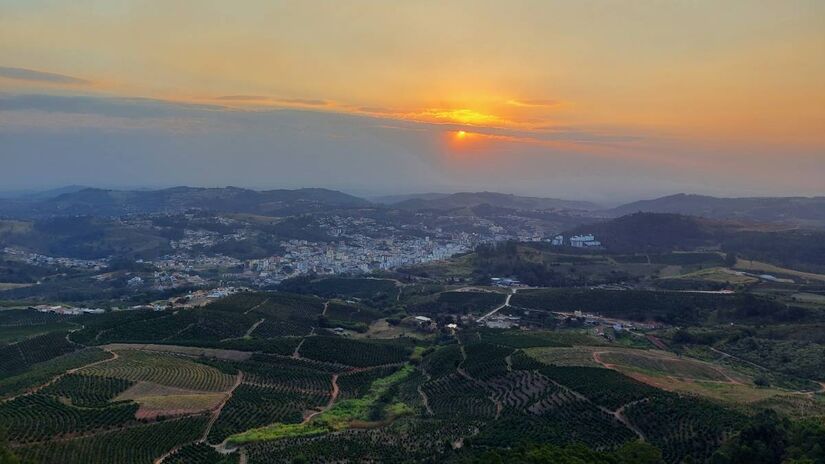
[79,349,236,392]
[228,365,415,444]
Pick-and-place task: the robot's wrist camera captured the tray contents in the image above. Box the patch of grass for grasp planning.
[228,365,415,444]
[599,351,729,381]
[480,329,608,348]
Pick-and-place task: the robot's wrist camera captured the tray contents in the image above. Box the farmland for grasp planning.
[79,350,237,392]
[2,283,824,463]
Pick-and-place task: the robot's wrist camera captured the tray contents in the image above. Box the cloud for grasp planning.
[214,95,332,107]
[0,66,89,85]
[276,98,330,106]
[505,99,562,108]
[214,95,269,101]
[0,94,224,118]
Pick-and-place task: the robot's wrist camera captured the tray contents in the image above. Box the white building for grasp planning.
[570,234,601,248]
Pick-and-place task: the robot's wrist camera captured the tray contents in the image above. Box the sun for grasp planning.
[456,130,468,139]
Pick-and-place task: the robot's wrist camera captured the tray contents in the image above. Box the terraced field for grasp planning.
[16,415,209,464]
[0,393,139,443]
[40,374,133,407]
[79,350,236,392]
[0,347,112,399]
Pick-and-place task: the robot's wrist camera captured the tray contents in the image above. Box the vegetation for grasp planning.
[0,348,111,399]
[411,291,505,315]
[719,336,825,381]
[16,416,208,464]
[298,336,412,367]
[165,443,239,464]
[623,394,747,463]
[0,332,78,377]
[512,289,802,325]
[0,394,138,443]
[540,366,660,410]
[458,441,662,464]
[228,365,415,444]
[712,410,825,464]
[40,374,133,407]
[79,350,236,392]
[208,384,327,444]
[2,239,823,463]
[279,277,398,302]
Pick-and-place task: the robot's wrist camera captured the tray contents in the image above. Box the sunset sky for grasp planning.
[1,0,823,201]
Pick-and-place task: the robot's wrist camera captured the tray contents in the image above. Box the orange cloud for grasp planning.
[417,108,503,125]
[505,99,562,108]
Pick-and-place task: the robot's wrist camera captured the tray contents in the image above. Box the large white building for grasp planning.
[569,234,601,248]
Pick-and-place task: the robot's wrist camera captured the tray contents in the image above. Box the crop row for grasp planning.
[0,332,78,377]
[624,394,748,463]
[40,374,134,408]
[420,373,496,419]
[165,443,239,464]
[0,348,111,399]
[0,393,138,443]
[16,415,208,464]
[539,366,661,410]
[420,344,462,379]
[233,355,335,395]
[461,342,513,381]
[337,366,401,400]
[299,336,412,367]
[208,383,328,444]
[79,350,236,392]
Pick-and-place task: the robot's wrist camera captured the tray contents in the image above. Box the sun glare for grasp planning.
[457,130,467,139]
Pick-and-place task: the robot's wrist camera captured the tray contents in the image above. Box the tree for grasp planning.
[614,441,663,464]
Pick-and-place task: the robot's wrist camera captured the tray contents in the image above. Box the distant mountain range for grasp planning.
[387,191,599,211]
[0,186,370,218]
[607,193,825,226]
[2,187,823,227]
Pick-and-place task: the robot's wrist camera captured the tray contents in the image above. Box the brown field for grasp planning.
[597,350,731,382]
[747,394,825,420]
[117,381,226,419]
[735,259,825,283]
[356,319,431,340]
[791,293,825,304]
[0,282,33,291]
[525,346,604,367]
[527,345,791,404]
[666,267,758,285]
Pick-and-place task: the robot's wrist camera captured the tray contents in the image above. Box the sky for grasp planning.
[1,0,823,202]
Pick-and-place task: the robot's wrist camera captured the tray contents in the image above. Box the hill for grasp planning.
[0,187,371,218]
[609,194,825,227]
[569,213,730,253]
[569,212,825,272]
[393,192,598,211]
